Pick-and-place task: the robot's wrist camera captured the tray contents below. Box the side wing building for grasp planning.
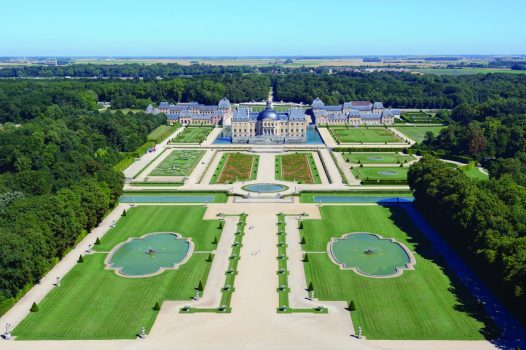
[311,98,399,125]
[145,98,232,125]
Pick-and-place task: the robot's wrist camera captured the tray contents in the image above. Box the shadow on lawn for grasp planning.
[382,203,501,343]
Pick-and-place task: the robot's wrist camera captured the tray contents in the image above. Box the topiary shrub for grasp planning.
[206,253,213,262]
[95,237,101,245]
[298,221,303,229]
[300,236,306,244]
[122,209,127,216]
[153,302,161,311]
[348,300,356,311]
[303,253,309,262]
[30,302,39,312]
[78,255,84,263]
[212,236,218,244]
[218,221,224,229]
[307,281,314,292]
[197,280,204,292]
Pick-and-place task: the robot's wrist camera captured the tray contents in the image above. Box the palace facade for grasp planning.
[145,98,232,125]
[311,98,399,125]
[231,101,308,144]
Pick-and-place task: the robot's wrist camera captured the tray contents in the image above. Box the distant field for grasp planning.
[330,127,400,143]
[415,68,526,75]
[394,126,446,143]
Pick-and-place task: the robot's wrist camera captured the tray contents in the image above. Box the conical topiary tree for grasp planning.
[212,236,218,245]
[95,237,101,245]
[303,253,309,262]
[298,221,303,229]
[197,280,204,292]
[78,255,84,263]
[122,209,127,216]
[218,221,224,229]
[307,281,314,292]
[300,236,306,244]
[30,302,39,312]
[348,300,356,311]
[153,302,161,311]
[206,253,213,262]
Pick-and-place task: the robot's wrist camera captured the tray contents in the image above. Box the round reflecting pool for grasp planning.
[107,233,192,277]
[329,233,415,277]
[242,183,288,193]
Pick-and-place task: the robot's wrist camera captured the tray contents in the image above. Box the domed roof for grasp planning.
[257,106,278,120]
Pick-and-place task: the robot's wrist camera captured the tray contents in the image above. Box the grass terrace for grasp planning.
[352,166,408,183]
[13,206,223,340]
[210,152,259,184]
[342,152,415,165]
[275,152,321,184]
[148,150,205,177]
[300,205,493,340]
[171,126,213,144]
[394,126,446,143]
[400,112,441,124]
[329,127,401,144]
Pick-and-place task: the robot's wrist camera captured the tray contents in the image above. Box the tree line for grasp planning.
[408,157,526,318]
[0,74,271,123]
[0,108,165,314]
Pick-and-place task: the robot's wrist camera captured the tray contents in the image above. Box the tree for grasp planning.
[153,302,161,311]
[95,237,101,245]
[30,302,39,312]
[348,300,356,311]
[307,281,314,292]
[196,280,204,292]
[303,253,309,262]
[78,255,84,263]
[122,209,127,217]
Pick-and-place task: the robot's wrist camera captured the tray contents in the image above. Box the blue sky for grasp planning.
[1,0,525,56]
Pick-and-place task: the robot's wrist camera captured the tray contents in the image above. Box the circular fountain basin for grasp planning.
[328,233,414,277]
[107,233,191,277]
[242,183,288,193]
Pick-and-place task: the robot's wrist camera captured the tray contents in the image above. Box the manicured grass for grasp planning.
[394,126,446,143]
[276,152,321,184]
[460,162,489,181]
[352,166,408,181]
[148,150,205,177]
[147,124,180,144]
[300,205,491,340]
[342,152,415,164]
[171,127,213,144]
[120,191,228,203]
[400,112,441,124]
[13,206,222,339]
[210,153,259,184]
[330,127,400,143]
[299,191,413,203]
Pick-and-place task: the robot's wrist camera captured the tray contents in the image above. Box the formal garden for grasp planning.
[328,127,401,144]
[275,152,322,184]
[299,205,494,340]
[148,150,205,177]
[12,206,223,339]
[342,152,415,165]
[170,126,213,144]
[352,166,409,183]
[210,152,259,184]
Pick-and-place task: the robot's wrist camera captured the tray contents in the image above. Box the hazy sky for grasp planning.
[1,0,525,56]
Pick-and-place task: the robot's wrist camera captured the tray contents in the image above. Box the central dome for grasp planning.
[257,106,278,120]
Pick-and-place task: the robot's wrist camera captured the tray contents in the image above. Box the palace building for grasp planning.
[145,98,232,125]
[231,101,308,144]
[311,98,399,125]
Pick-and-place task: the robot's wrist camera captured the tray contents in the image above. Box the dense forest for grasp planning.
[0,108,165,314]
[273,73,526,108]
[0,74,271,123]
[408,157,526,314]
[409,96,526,317]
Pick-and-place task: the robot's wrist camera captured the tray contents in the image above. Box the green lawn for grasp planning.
[148,150,204,177]
[394,126,446,143]
[352,166,408,182]
[210,152,259,184]
[13,206,222,340]
[330,127,400,143]
[300,206,492,340]
[275,152,322,184]
[147,124,180,144]
[342,152,415,164]
[460,162,489,181]
[171,127,213,144]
